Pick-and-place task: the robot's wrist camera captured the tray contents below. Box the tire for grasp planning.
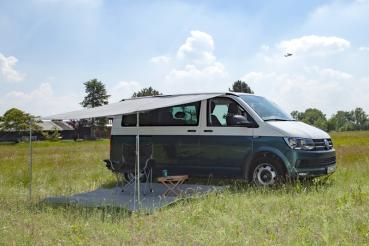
[248,153,287,186]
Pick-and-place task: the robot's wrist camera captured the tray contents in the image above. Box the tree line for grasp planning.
[291,108,369,132]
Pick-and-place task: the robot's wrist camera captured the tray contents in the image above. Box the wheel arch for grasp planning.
[243,146,292,179]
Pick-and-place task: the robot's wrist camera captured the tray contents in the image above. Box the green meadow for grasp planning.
[0,131,368,245]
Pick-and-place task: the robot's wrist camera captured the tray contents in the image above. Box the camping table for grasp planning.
[157,175,189,196]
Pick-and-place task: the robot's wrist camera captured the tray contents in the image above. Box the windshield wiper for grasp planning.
[264,118,293,121]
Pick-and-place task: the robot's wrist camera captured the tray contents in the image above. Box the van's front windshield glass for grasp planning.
[240,95,294,121]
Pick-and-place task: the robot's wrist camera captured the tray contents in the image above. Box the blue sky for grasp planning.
[0,0,368,116]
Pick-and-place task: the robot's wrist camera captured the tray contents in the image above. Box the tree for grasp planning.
[291,107,368,132]
[327,116,337,132]
[229,80,254,94]
[353,107,367,130]
[41,127,61,141]
[301,108,328,131]
[290,110,304,121]
[81,79,110,108]
[132,86,162,98]
[290,108,328,131]
[81,79,110,139]
[0,108,41,140]
[330,110,356,132]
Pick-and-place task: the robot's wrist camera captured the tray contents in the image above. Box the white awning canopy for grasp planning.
[44,93,224,120]
[41,92,225,209]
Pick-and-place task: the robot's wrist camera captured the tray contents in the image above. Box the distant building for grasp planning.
[38,120,75,140]
[0,120,111,142]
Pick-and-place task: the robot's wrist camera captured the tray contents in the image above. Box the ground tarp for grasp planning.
[42,183,223,212]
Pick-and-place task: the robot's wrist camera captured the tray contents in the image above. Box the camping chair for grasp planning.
[122,144,154,194]
[103,143,154,194]
[137,143,154,194]
[103,159,128,191]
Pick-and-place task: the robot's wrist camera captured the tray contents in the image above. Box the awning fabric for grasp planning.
[44,93,223,120]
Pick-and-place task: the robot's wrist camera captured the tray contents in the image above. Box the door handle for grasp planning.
[204,130,213,132]
[187,129,196,132]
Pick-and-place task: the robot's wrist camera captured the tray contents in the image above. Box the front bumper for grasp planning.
[295,164,336,177]
[292,149,336,177]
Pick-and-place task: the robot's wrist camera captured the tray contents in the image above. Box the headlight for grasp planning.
[284,137,315,150]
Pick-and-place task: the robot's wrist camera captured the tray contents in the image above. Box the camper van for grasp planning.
[110,93,336,186]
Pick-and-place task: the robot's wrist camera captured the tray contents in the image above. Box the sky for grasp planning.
[0,0,368,117]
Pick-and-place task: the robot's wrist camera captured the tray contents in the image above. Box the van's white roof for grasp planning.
[44,92,232,120]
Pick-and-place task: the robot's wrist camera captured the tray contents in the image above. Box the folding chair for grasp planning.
[139,144,154,194]
[103,143,154,194]
[103,159,128,191]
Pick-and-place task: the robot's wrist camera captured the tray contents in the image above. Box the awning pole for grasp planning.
[28,121,33,202]
[136,112,140,208]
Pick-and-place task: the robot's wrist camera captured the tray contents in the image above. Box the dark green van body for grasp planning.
[110,93,336,180]
[110,135,336,179]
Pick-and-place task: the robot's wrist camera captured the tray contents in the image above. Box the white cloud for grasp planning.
[109,81,142,102]
[359,46,369,51]
[0,53,24,82]
[6,83,53,100]
[1,83,80,116]
[150,55,171,64]
[256,35,354,70]
[305,67,353,80]
[241,72,266,82]
[164,30,227,82]
[177,30,216,66]
[166,62,225,80]
[278,35,350,56]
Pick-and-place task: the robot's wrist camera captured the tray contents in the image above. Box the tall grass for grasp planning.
[0,133,368,245]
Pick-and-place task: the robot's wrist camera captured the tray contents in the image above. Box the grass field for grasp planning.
[0,132,368,245]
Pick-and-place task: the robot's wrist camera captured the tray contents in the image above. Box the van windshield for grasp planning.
[240,95,294,121]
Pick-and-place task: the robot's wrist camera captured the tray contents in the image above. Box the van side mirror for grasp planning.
[231,115,258,128]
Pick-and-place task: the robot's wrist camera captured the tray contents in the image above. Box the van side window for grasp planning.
[121,101,201,126]
[207,97,255,127]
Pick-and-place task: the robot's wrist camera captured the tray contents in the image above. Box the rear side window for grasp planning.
[121,101,201,126]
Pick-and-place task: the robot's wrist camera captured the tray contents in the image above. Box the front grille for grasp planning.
[313,138,333,151]
[298,156,336,168]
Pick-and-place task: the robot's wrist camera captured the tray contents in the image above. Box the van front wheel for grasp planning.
[248,154,286,186]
